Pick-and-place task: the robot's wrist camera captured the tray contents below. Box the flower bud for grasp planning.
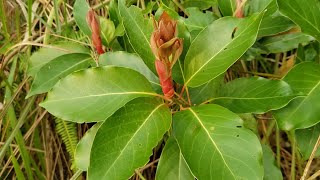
[86,9,104,54]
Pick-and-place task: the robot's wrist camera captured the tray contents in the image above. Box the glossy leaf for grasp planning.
[118,0,156,73]
[261,33,314,53]
[100,18,116,45]
[40,67,157,123]
[211,77,296,113]
[27,53,93,98]
[184,8,217,32]
[88,98,171,180]
[247,0,294,37]
[182,0,216,10]
[184,13,264,87]
[75,123,102,171]
[258,16,295,37]
[189,74,224,105]
[277,0,320,42]
[295,123,320,160]
[73,0,91,36]
[296,41,320,62]
[28,42,89,77]
[239,113,259,135]
[156,137,194,180]
[273,62,320,130]
[98,51,160,91]
[155,3,180,20]
[217,0,236,16]
[173,104,263,179]
[247,0,277,16]
[262,145,283,180]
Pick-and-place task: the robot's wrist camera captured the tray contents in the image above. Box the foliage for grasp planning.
[2,0,320,179]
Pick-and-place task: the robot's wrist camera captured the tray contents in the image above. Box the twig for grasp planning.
[241,71,282,78]
[307,169,320,180]
[69,169,83,180]
[138,158,159,171]
[301,135,320,180]
[289,131,296,180]
[135,169,146,180]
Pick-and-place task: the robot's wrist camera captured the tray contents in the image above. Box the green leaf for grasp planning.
[98,51,160,91]
[156,137,194,180]
[27,53,93,98]
[0,42,13,55]
[173,104,263,179]
[75,123,102,171]
[118,0,156,73]
[304,42,320,62]
[99,18,125,47]
[211,77,295,113]
[88,98,171,180]
[238,114,259,135]
[184,13,264,87]
[182,0,216,10]
[277,0,320,42]
[73,0,91,36]
[217,0,236,16]
[273,62,320,130]
[258,16,295,37]
[247,0,290,38]
[28,42,89,77]
[248,0,277,16]
[184,8,217,32]
[100,18,116,45]
[262,145,283,180]
[295,123,320,160]
[156,3,180,20]
[40,66,157,123]
[189,74,224,105]
[261,33,314,53]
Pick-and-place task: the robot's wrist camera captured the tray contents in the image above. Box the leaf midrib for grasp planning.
[279,0,320,35]
[101,103,165,179]
[185,14,261,86]
[285,81,320,122]
[44,92,158,103]
[29,48,84,73]
[33,57,91,91]
[120,3,151,48]
[188,108,236,179]
[208,95,299,102]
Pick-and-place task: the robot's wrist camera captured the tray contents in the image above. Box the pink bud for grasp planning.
[86,9,104,54]
[235,0,244,18]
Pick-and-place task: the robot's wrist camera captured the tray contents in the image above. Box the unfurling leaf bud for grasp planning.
[150,12,183,66]
[150,11,183,99]
[86,9,104,54]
